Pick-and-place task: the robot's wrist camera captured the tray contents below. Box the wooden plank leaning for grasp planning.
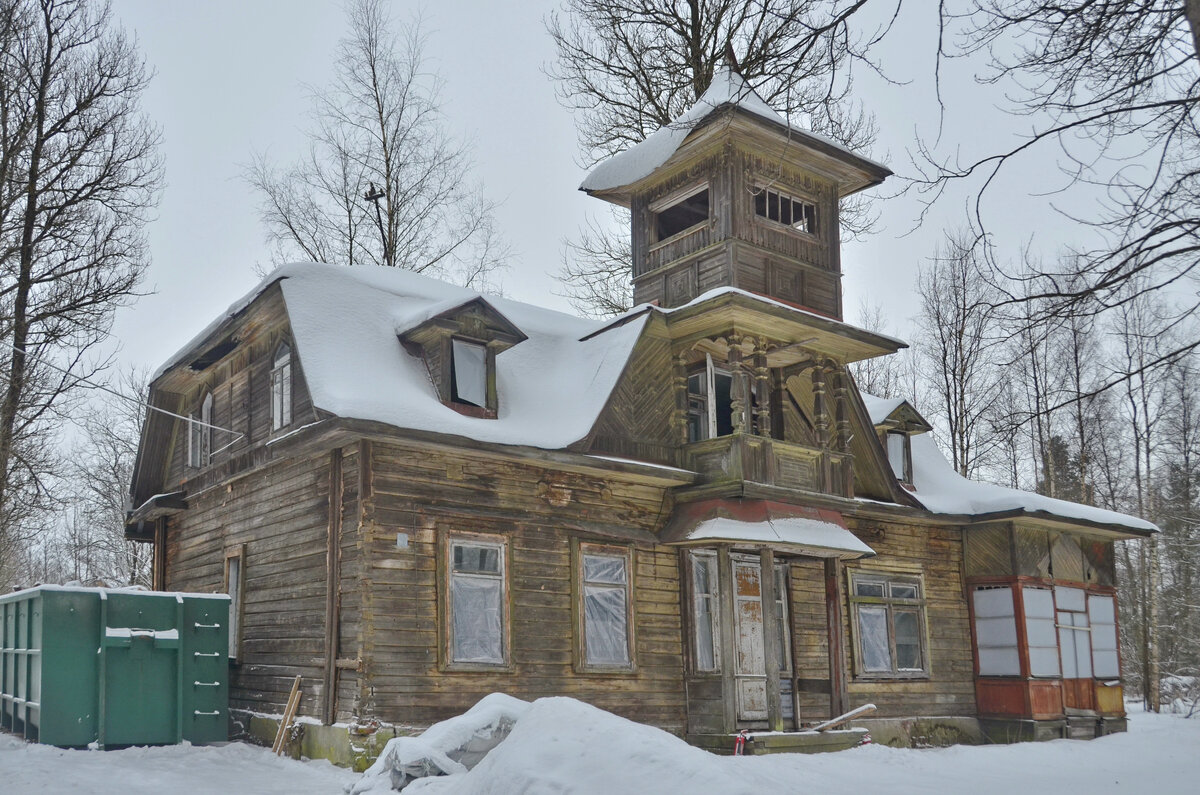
[273,675,303,755]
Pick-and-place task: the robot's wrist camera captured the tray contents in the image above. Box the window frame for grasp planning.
[223,545,246,663]
[270,341,293,432]
[440,532,511,671]
[573,541,636,673]
[649,183,710,246]
[188,391,213,469]
[848,570,929,679]
[753,186,818,237]
[688,550,721,674]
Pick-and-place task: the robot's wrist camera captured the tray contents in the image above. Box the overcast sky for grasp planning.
[105,0,1103,376]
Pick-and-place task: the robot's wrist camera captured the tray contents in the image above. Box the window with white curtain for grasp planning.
[449,539,506,665]
[580,545,632,668]
[451,339,487,408]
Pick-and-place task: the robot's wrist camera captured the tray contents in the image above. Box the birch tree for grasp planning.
[247,0,505,286]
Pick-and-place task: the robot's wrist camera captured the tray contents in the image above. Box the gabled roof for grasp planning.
[156,263,646,451]
[580,67,891,196]
[858,392,1157,536]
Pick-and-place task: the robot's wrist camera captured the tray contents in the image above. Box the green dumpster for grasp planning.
[0,585,230,748]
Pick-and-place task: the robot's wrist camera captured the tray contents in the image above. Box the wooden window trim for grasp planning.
[847,570,930,680]
[223,544,246,664]
[572,540,636,674]
[439,530,513,672]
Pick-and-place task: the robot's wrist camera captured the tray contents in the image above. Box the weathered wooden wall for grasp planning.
[355,440,686,732]
[841,519,976,717]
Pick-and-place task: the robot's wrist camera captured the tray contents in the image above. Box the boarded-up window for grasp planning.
[690,552,719,672]
[451,339,487,408]
[1023,587,1060,677]
[271,342,293,430]
[1088,594,1119,678]
[449,539,505,665]
[580,546,632,667]
[973,586,1019,676]
[849,572,928,676]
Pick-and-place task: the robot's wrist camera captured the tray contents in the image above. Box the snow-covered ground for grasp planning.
[1,702,1196,794]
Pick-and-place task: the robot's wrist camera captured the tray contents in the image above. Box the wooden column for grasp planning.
[834,366,854,497]
[825,558,848,718]
[760,548,783,731]
[322,447,344,725]
[717,546,738,732]
[753,342,771,436]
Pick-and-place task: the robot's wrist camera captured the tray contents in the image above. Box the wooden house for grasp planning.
[126,69,1154,750]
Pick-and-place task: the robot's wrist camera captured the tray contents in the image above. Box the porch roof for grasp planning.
[661,499,875,559]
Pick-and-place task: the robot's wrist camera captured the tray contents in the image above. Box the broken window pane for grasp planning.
[451,339,487,407]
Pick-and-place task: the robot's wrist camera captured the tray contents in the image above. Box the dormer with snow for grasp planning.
[399,297,527,418]
[581,68,890,319]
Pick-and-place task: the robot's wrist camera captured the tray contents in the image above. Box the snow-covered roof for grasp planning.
[907,434,1156,533]
[159,263,646,451]
[684,516,875,559]
[580,67,889,194]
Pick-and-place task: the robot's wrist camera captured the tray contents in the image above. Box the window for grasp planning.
[1024,587,1060,677]
[653,186,709,241]
[690,552,720,672]
[188,392,212,468]
[972,586,1019,675]
[849,572,927,676]
[886,431,912,483]
[1056,587,1092,679]
[448,538,506,665]
[754,188,817,235]
[686,354,734,441]
[451,338,487,408]
[579,545,633,668]
[224,547,245,661]
[1088,593,1119,678]
[271,343,293,431]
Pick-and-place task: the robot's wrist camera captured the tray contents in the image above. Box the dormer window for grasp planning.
[754,188,816,236]
[886,431,912,485]
[451,338,487,408]
[653,186,709,242]
[189,392,212,468]
[271,342,293,431]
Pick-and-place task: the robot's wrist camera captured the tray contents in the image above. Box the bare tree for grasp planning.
[548,0,891,315]
[915,229,1004,477]
[918,2,1200,367]
[0,0,161,580]
[247,0,505,286]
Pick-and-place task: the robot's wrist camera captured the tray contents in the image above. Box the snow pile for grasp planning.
[350,693,530,793]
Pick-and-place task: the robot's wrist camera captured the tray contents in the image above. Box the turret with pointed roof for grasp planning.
[582,68,890,318]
